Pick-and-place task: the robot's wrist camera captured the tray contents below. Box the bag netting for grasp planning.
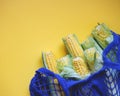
[29,32,120,96]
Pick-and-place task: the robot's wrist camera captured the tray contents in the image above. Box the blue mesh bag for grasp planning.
[29,32,120,96]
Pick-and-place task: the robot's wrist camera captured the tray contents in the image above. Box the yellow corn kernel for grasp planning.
[45,52,58,73]
[64,34,84,58]
[73,57,90,77]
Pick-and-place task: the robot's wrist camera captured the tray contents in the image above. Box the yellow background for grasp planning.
[0,0,120,96]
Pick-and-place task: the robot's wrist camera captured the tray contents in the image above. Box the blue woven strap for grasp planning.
[103,32,120,70]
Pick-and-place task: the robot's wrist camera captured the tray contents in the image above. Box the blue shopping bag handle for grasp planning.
[103,32,120,70]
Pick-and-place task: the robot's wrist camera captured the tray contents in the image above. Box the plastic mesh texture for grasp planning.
[29,69,68,96]
[29,32,120,96]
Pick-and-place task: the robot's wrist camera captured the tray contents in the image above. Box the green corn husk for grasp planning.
[57,55,81,79]
[42,52,48,68]
[57,55,73,72]
[94,53,103,72]
[81,37,103,54]
[81,37,95,50]
[92,23,113,49]
[60,67,81,80]
[84,47,103,72]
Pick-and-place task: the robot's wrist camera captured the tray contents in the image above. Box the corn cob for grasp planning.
[92,23,113,49]
[84,47,103,72]
[42,51,58,73]
[73,57,90,78]
[48,77,65,96]
[53,79,65,96]
[81,37,103,54]
[63,34,84,58]
[92,23,116,62]
[84,48,96,70]
[42,52,65,96]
